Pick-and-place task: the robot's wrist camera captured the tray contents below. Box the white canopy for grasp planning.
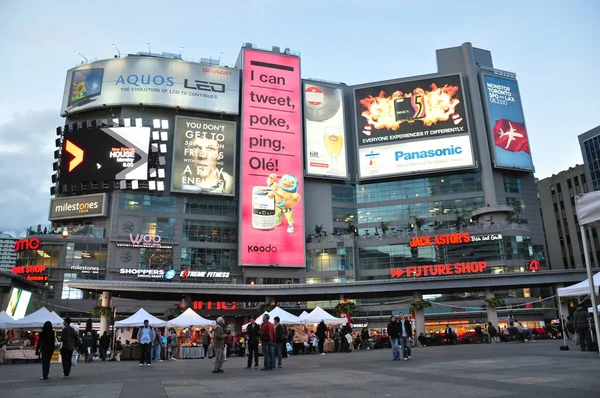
[301,306,347,325]
[0,311,14,329]
[242,307,302,330]
[5,307,64,329]
[589,305,600,314]
[298,311,309,320]
[557,272,600,297]
[575,191,600,227]
[168,308,215,327]
[114,308,166,328]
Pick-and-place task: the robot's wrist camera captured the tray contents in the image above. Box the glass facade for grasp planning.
[503,177,523,194]
[184,197,237,217]
[118,193,177,213]
[65,243,108,270]
[246,277,300,284]
[506,197,527,223]
[141,217,176,239]
[307,248,354,272]
[16,245,62,267]
[180,247,236,272]
[139,248,173,270]
[582,135,600,191]
[331,184,356,203]
[182,219,237,243]
[357,235,534,273]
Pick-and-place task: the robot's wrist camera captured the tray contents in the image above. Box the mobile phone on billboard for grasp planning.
[394,95,426,122]
[252,186,277,230]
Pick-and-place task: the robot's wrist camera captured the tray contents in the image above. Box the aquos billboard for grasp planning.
[60,57,240,116]
[303,82,348,179]
[239,49,305,267]
[354,74,475,179]
[480,74,534,171]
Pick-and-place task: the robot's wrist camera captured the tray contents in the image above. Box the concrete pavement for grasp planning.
[0,341,598,397]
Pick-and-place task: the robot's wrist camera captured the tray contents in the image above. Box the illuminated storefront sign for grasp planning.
[528,260,540,272]
[191,301,237,311]
[70,265,100,274]
[409,233,471,248]
[116,234,173,249]
[391,261,488,278]
[180,270,230,279]
[425,320,470,326]
[11,265,48,281]
[470,234,502,242]
[119,268,168,278]
[14,238,41,252]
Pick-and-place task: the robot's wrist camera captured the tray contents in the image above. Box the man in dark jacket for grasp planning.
[398,312,413,360]
[341,323,352,353]
[245,317,260,369]
[99,331,110,361]
[573,306,591,351]
[387,316,401,360]
[316,320,327,355]
[274,316,286,367]
[60,317,78,378]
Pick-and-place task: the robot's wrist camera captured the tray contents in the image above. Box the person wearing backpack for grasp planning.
[60,317,78,378]
[274,316,285,368]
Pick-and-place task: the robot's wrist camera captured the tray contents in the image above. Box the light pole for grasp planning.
[74,51,88,63]
[146,42,151,55]
[112,44,121,57]
[179,46,184,58]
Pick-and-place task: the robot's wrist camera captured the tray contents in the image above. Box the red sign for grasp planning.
[13,238,41,252]
[391,261,487,278]
[11,265,48,281]
[190,301,237,311]
[528,260,540,272]
[239,49,304,267]
[409,233,471,248]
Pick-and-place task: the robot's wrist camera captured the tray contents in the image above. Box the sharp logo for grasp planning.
[14,238,41,252]
[65,140,84,171]
[183,79,226,93]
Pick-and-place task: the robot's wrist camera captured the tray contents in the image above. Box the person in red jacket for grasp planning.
[259,314,275,371]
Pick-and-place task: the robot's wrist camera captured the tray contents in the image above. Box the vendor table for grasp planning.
[324,339,335,353]
[3,348,37,360]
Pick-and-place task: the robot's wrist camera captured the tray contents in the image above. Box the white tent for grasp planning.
[242,307,302,330]
[298,311,309,320]
[302,306,347,325]
[168,308,215,327]
[114,308,166,328]
[588,305,600,314]
[0,311,14,329]
[557,271,600,297]
[5,307,64,329]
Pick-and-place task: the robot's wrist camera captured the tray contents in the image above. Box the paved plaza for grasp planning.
[0,341,598,397]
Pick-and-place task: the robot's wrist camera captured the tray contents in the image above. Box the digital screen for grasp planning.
[59,126,150,184]
[303,83,348,179]
[171,117,236,196]
[67,68,104,107]
[5,288,32,320]
[481,74,534,171]
[239,49,305,267]
[354,74,469,147]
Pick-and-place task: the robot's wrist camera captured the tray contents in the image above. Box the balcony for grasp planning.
[27,224,105,239]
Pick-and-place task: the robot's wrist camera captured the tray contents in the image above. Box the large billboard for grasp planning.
[171,116,236,196]
[481,74,534,171]
[354,74,469,147]
[60,57,240,116]
[358,135,474,178]
[239,49,305,267]
[49,193,108,220]
[59,126,150,184]
[303,82,348,179]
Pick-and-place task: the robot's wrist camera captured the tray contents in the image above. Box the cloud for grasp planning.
[0,110,62,235]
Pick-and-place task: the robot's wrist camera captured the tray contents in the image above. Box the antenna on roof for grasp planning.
[180,47,184,58]
[218,52,223,64]
[112,44,121,58]
[146,43,151,55]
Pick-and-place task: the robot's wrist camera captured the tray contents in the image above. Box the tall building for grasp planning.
[0,233,18,271]
[537,164,600,269]
[579,126,600,192]
[18,42,574,332]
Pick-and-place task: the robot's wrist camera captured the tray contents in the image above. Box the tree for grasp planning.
[380,221,389,235]
[413,217,425,232]
[314,224,324,236]
[346,221,357,235]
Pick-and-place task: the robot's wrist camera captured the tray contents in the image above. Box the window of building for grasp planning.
[183,198,237,217]
[139,248,173,270]
[141,217,176,239]
[503,177,523,194]
[61,273,83,300]
[506,197,526,219]
[307,248,354,272]
[332,207,357,223]
[65,242,108,271]
[182,220,237,243]
[16,245,62,267]
[331,184,356,203]
[180,247,236,272]
[245,277,300,285]
[118,193,177,212]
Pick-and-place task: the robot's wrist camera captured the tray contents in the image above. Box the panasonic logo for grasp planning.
[395,145,462,161]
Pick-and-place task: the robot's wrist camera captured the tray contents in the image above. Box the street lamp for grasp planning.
[146,42,151,55]
[112,44,121,57]
[179,46,184,57]
[73,51,88,63]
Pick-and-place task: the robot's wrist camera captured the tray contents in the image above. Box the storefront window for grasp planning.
[182,220,237,243]
[118,193,177,213]
[141,217,176,239]
[61,273,83,300]
[307,248,354,272]
[139,248,173,270]
[16,245,62,267]
[65,243,107,271]
[180,247,236,271]
[183,198,237,217]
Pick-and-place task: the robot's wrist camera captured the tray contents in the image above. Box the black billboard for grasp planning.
[354,74,469,147]
[59,126,150,184]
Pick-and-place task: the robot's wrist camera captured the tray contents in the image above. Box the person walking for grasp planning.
[169,329,178,360]
[387,316,401,360]
[153,329,163,362]
[573,305,591,351]
[398,312,412,360]
[84,332,94,363]
[332,328,340,353]
[137,319,155,367]
[259,313,275,371]
[245,317,260,369]
[202,329,211,359]
[212,317,226,373]
[99,331,110,361]
[36,321,55,380]
[316,320,327,355]
[341,322,352,353]
[60,317,78,378]
[274,316,285,367]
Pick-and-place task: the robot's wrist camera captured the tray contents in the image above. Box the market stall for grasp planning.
[114,308,167,328]
[168,309,215,359]
[0,311,13,329]
[5,307,64,329]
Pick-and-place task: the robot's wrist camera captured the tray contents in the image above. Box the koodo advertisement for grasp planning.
[239,49,305,267]
[171,116,236,196]
[481,74,534,171]
[60,57,240,116]
[354,74,469,146]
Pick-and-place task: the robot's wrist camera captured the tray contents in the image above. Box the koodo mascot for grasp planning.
[267,173,301,233]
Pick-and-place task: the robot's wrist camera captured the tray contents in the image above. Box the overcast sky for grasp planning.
[0,0,598,237]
